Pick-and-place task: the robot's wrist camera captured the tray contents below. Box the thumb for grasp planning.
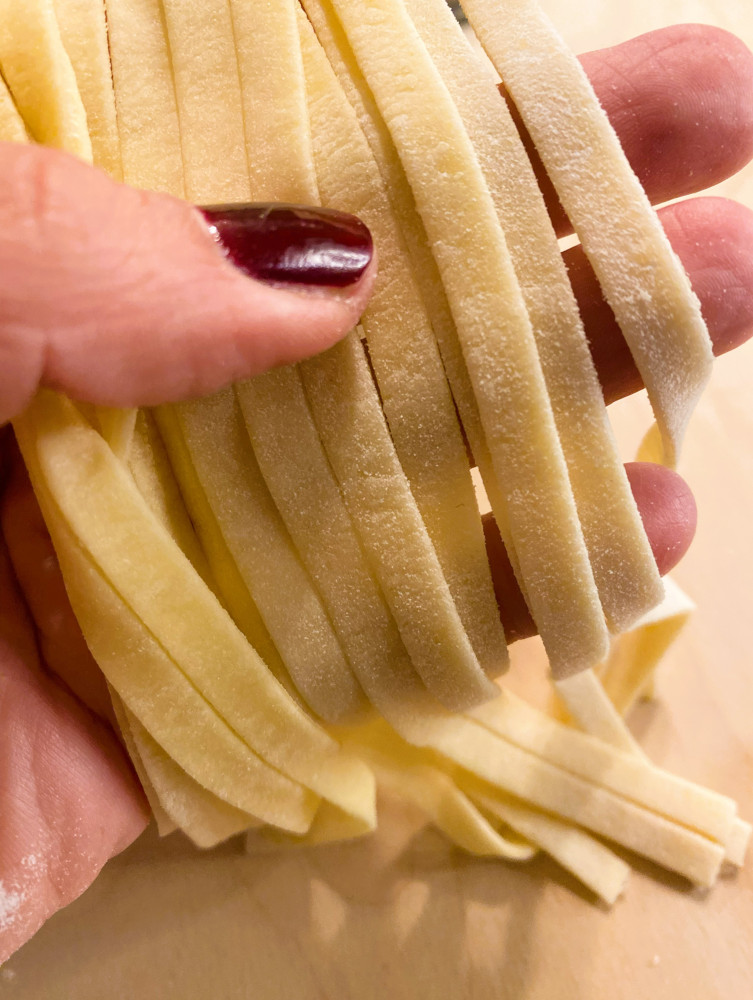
[0,143,376,424]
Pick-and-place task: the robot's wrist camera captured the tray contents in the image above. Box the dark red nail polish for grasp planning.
[201,203,373,289]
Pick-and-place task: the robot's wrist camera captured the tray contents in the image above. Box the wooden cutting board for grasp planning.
[2,3,752,997]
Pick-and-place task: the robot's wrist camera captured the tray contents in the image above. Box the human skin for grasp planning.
[1,22,752,963]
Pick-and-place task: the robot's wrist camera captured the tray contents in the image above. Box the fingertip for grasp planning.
[228,246,379,375]
[128,250,378,405]
[582,24,753,203]
[684,25,753,180]
[626,461,697,575]
[664,197,753,358]
[32,180,378,408]
[0,144,378,414]
[175,199,375,380]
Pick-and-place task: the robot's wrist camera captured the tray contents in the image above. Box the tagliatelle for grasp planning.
[342,719,721,899]
[417,718,726,886]
[300,0,526,646]
[231,0,500,712]
[0,0,91,156]
[15,412,321,832]
[17,392,377,833]
[124,707,263,849]
[161,393,367,725]
[239,366,412,717]
[301,332,501,711]
[726,819,753,869]
[468,691,736,843]
[404,0,663,635]
[93,0,367,733]
[462,0,713,468]
[554,669,647,757]
[298,7,508,679]
[344,737,538,861]
[123,422,326,843]
[0,65,26,140]
[144,0,365,722]
[597,577,695,716]
[159,0,248,205]
[561,579,751,867]
[178,398,365,719]
[103,0,184,196]
[209,11,724,872]
[82,0,177,475]
[326,0,609,679]
[109,688,178,838]
[300,0,519,580]
[3,0,747,905]
[52,0,122,178]
[126,411,215,591]
[148,408,302,704]
[466,782,631,904]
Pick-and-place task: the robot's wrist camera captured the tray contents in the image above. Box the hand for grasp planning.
[1,22,752,964]
[0,142,377,960]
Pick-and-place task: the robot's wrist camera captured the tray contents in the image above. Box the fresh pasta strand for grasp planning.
[461,0,713,468]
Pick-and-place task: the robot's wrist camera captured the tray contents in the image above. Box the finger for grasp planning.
[508,24,753,236]
[485,463,697,643]
[566,197,753,404]
[0,536,148,964]
[0,436,115,723]
[0,143,376,425]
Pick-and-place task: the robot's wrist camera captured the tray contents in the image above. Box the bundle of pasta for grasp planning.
[2,0,748,903]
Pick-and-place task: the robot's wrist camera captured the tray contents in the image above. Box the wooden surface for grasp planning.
[3,3,753,997]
